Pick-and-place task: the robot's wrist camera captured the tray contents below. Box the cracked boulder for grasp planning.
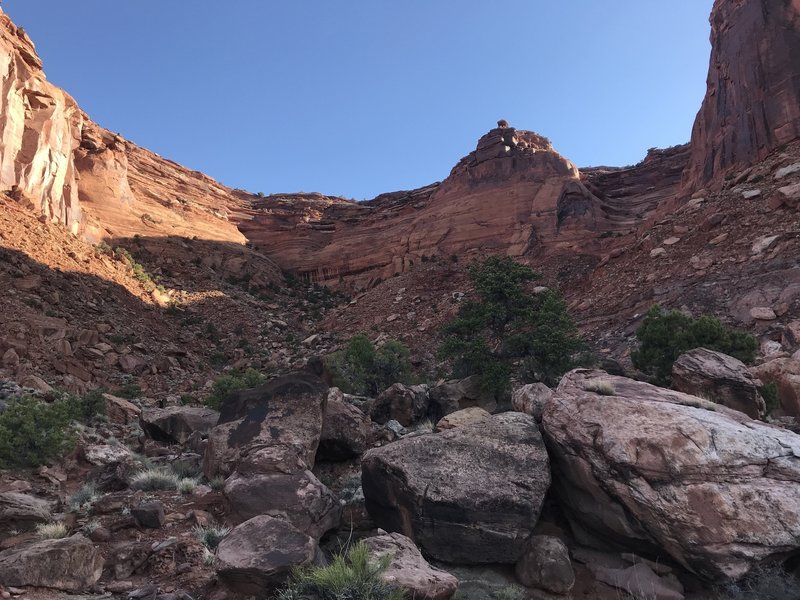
[362,412,550,564]
[140,406,219,445]
[542,369,800,582]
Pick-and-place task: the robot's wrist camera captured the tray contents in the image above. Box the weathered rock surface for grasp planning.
[751,357,800,416]
[224,469,341,537]
[131,500,166,529]
[140,406,219,445]
[511,383,553,422]
[543,369,800,581]
[515,535,575,595]
[317,387,371,460]
[0,534,104,591]
[428,376,497,420]
[0,491,51,533]
[363,532,459,600]
[671,348,766,419]
[204,370,327,477]
[435,406,492,430]
[215,515,317,595]
[362,412,550,564]
[370,383,430,426]
[684,0,800,190]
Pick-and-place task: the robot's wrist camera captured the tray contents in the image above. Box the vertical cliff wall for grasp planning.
[684,0,800,191]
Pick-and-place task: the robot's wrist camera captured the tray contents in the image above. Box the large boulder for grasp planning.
[224,470,341,537]
[0,534,104,591]
[362,412,550,564]
[370,383,430,426]
[751,357,800,416]
[317,388,371,460]
[515,535,574,595]
[204,371,328,478]
[511,383,553,422]
[671,348,765,419]
[140,406,219,445]
[0,492,51,534]
[363,532,459,600]
[215,515,317,596]
[428,376,497,421]
[542,369,800,581]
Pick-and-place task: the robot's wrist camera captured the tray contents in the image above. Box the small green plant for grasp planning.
[760,381,780,415]
[35,522,69,540]
[325,335,413,396]
[130,468,179,491]
[193,524,231,550]
[178,477,198,494]
[209,476,226,491]
[277,541,403,600]
[114,382,143,400]
[632,305,758,386]
[206,369,266,410]
[68,483,98,512]
[494,585,526,600]
[584,380,616,396]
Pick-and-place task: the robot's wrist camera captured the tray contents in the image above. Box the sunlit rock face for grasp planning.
[683,0,800,192]
[0,13,83,232]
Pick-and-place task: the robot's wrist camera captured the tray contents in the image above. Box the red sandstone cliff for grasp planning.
[683,0,800,191]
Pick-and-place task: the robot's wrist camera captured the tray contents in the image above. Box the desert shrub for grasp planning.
[277,541,403,600]
[439,256,583,398]
[68,483,98,512]
[130,468,179,491]
[63,389,106,423]
[760,381,780,415]
[208,476,226,491]
[205,368,267,410]
[495,585,526,600]
[0,395,78,468]
[193,524,230,550]
[326,335,412,396]
[35,522,68,540]
[632,305,757,386]
[178,478,198,494]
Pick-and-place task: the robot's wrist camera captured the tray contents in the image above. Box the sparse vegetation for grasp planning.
[632,305,758,386]
[209,476,226,491]
[177,478,197,494]
[715,563,800,600]
[114,381,143,400]
[35,522,69,540]
[193,524,231,550]
[68,483,98,512]
[326,334,413,396]
[276,541,403,600]
[0,389,106,469]
[130,468,179,491]
[494,585,526,600]
[760,381,780,415]
[439,256,584,399]
[584,380,616,396]
[205,368,267,410]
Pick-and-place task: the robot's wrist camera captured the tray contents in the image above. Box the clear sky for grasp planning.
[5,1,714,200]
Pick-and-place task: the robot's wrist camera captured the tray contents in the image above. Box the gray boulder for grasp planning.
[318,387,371,460]
[370,383,430,426]
[511,383,553,422]
[0,491,51,534]
[514,535,574,594]
[362,412,550,564]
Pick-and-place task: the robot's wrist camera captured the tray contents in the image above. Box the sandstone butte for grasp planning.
[0,0,797,293]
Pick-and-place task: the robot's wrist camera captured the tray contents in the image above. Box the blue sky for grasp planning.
[5,1,714,199]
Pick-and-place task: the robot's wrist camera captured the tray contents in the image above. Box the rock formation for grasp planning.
[683,0,800,191]
[543,369,800,581]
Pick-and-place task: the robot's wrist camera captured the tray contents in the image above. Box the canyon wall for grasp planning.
[683,0,800,191]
